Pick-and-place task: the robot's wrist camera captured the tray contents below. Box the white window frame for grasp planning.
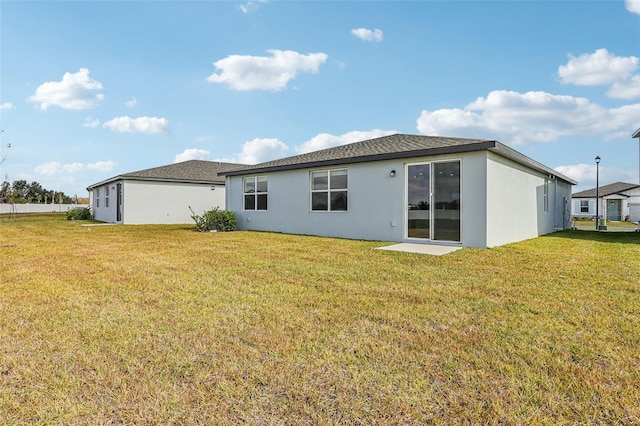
[105,186,110,208]
[310,168,348,212]
[404,158,462,243]
[243,176,268,211]
[95,188,100,208]
[579,200,591,213]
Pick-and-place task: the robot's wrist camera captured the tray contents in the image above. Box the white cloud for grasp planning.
[607,75,640,99]
[416,90,640,144]
[83,116,100,128]
[35,162,64,176]
[207,49,328,91]
[35,160,116,176]
[0,102,15,111]
[86,161,117,172]
[103,116,170,134]
[236,138,288,164]
[554,164,597,183]
[125,97,137,108]
[28,68,104,111]
[239,0,266,13]
[555,163,638,186]
[558,49,640,98]
[351,28,384,42]
[295,129,397,154]
[626,0,640,14]
[174,148,212,163]
[558,49,638,86]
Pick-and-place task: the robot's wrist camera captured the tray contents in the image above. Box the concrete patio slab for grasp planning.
[376,243,462,255]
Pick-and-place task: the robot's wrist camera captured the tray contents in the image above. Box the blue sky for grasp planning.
[1,0,639,197]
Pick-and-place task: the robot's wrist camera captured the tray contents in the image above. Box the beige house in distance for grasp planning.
[87,160,246,224]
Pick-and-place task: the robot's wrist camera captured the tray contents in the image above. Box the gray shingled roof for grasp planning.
[86,160,247,189]
[220,133,577,184]
[572,182,640,198]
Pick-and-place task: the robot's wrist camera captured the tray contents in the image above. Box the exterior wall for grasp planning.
[91,183,117,223]
[227,152,490,247]
[621,188,640,222]
[485,152,568,247]
[227,159,407,242]
[554,179,573,231]
[92,180,226,224]
[457,152,488,248]
[227,151,568,248]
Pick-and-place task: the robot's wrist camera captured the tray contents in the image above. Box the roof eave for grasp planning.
[87,175,225,190]
[220,141,497,176]
[632,128,640,138]
[86,176,124,191]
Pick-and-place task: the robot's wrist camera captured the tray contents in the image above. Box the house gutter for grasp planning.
[87,176,225,191]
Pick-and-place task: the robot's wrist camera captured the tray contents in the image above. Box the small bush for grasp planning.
[189,206,237,232]
[66,207,92,220]
[214,209,237,232]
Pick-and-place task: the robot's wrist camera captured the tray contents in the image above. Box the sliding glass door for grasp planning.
[407,164,430,239]
[406,161,460,242]
[432,161,460,241]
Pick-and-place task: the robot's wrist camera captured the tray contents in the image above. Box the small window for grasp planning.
[244,176,267,210]
[311,169,347,211]
[95,188,100,208]
[580,200,589,213]
[105,186,110,208]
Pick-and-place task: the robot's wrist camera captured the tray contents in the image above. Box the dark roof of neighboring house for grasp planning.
[219,133,577,184]
[86,160,247,190]
[572,181,640,198]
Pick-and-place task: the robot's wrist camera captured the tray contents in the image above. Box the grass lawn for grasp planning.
[1,214,639,424]
[574,219,639,229]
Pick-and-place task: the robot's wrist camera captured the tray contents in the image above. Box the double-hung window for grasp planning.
[96,188,100,208]
[105,186,110,208]
[311,169,347,211]
[244,176,268,210]
[580,200,589,213]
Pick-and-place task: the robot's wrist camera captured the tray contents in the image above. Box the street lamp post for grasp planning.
[595,156,600,231]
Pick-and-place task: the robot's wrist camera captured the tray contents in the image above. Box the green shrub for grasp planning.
[214,209,237,232]
[189,206,237,232]
[66,207,92,220]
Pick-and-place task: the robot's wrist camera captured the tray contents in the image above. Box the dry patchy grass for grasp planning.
[0,214,639,424]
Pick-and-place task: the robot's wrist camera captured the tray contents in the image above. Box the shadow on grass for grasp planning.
[545,229,640,245]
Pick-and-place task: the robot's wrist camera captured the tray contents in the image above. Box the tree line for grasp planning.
[0,180,82,204]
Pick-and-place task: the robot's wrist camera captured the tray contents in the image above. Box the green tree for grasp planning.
[0,181,9,203]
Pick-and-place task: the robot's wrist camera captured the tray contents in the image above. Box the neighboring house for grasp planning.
[571,182,640,222]
[220,134,576,248]
[87,160,246,224]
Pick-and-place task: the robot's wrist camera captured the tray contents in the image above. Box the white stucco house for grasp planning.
[571,182,640,222]
[87,160,246,224]
[220,134,576,248]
